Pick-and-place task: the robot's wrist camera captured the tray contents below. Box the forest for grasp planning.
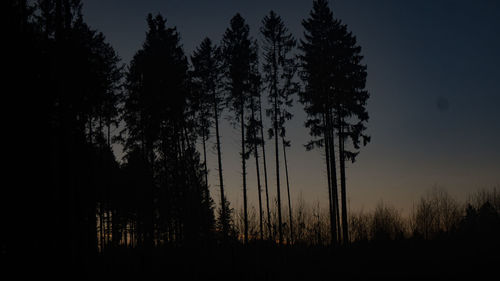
[4,0,499,280]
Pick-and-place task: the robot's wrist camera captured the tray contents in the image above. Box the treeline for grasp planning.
[223,187,500,246]
[7,0,372,258]
[310,187,499,245]
[6,0,122,277]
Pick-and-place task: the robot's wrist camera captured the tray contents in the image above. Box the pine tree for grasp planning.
[261,10,298,244]
[18,0,124,273]
[190,38,232,239]
[299,0,340,245]
[258,91,273,240]
[331,21,370,244]
[221,13,257,244]
[245,41,265,240]
[300,0,370,245]
[122,13,215,247]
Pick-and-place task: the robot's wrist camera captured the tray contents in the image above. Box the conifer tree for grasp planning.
[332,21,370,244]
[123,13,215,246]
[191,38,232,239]
[300,0,370,244]
[245,41,265,239]
[261,10,298,244]
[221,13,257,244]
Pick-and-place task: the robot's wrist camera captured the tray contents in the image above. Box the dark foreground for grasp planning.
[88,239,497,281]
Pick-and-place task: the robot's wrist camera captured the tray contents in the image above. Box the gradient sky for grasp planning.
[82,0,500,215]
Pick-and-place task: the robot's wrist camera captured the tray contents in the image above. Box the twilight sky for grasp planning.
[82,0,500,215]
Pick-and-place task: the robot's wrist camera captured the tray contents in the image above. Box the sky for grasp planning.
[82,0,500,215]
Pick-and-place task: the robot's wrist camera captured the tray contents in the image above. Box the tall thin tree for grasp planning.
[300,0,370,244]
[258,92,273,239]
[299,0,340,245]
[191,38,232,239]
[261,10,297,244]
[221,14,257,244]
[332,22,370,244]
[246,43,265,239]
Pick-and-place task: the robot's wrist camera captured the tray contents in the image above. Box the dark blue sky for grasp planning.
[83,0,500,213]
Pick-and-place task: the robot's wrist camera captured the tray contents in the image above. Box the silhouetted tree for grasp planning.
[300,0,370,244]
[245,42,265,239]
[282,137,293,243]
[278,29,299,244]
[261,10,298,244]
[371,201,405,241]
[459,191,500,245]
[11,0,124,277]
[258,88,272,240]
[410,188,461,240]
[299,0,340,245]
[190,38,233,239]
[190,40,213,192]
[331,17,370,245]
[221,13,257,244]
[122,13,214,248]
[6,0,54,275]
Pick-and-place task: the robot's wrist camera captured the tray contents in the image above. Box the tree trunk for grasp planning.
[274,97,282,244]
[202,130,208,192]
[106,119,112,249]
[273,52,282,244]
[338,115,348,244]
[323,113,337,246]
[144,146,155,249]
[251,104,264,240]
[241,98,248,244]
[213,96,227,238]
[282,135,293,244]
[328,112,341,244]
[258,94,272,239]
